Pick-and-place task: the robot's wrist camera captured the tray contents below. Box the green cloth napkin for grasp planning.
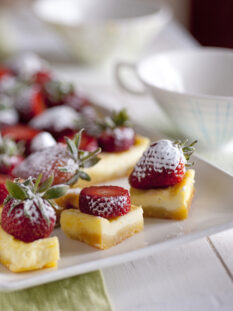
[0,271,113,311]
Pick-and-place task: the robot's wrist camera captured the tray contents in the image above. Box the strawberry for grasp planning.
[1,124,40,145]
[129,139,197,189]
[0,134,24,176]
[29,106,81,139]
[98,109,135,152]
[1,175,68,242]
[65,93,91,112]
[58,130,98,152]
[0,174,12,185]
[79,185,131,219]
[15,87,46,123]
[0,67,13,80]
[42,80,74,107]
[0,184,8,205]
[13,129,101,186]
[32,70,52,86]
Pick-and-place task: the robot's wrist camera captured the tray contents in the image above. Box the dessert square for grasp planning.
[60,205,143,249]
[130,169,195,220]
[75,135,150,188]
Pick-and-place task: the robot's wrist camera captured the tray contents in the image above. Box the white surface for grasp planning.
[1,142,233,292]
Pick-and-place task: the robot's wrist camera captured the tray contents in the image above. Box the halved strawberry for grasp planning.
[79,185,131,219]
[58,130,98,152]
[129,139,197,189]
[1,124,40,144]
[1,176,68,242]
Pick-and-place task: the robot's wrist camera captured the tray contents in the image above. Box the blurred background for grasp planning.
[0,0,232,64]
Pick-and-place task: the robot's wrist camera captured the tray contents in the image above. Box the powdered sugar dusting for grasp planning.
[30,132,56,153]
[12,197,55,225]
[88,195,127,217]
[30,106,81,132]
[13,143,77,184]
[133,139,186,181]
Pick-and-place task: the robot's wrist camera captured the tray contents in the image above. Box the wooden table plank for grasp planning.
[209,229,233,278]
[103,238,233,311]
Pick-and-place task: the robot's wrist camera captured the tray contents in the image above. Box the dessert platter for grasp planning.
[0,54,233,291]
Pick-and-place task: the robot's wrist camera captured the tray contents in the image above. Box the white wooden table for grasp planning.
[5,13,233,310]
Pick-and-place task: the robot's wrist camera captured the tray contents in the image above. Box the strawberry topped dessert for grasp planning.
[129,139,197,220]
[98,109,135,152]
[13,129,101,186]
[0,175,68,272]
[0,134,24,176]
[61,185,143,249]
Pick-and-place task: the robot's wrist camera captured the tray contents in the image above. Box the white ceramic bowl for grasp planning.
[115,47,233,149]
[33,0,171,64]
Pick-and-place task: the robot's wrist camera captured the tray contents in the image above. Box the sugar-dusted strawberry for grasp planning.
[15,86,46,123]
[13,129,101,186]
[42,80,74,107]
[0,67,13,80]
[98,109,135,152]
[1,124,40,144]
[32,70,52,86]
[0,184,8,205]
[29,106,81,139]
[79,185,131,219]
[30,132,56,153]
[65,93,91,112]
[0,134,24,176]
[0,174,12,185]
[129,139,197,189]
[1,175,68,242]
[58,130,98,152]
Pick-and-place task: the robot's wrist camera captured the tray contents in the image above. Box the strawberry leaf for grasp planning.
[79,171,91,181]
[38,175,54,193]
[6,180,28,200]
[43,184,69,199]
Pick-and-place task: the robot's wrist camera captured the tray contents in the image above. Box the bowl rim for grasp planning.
[137,47,233,101]
[33,0,171,27]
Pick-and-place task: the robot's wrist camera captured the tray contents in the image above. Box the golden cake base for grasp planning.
[60,205,143,250]
[130,169,195,220]
[73,135,150,188]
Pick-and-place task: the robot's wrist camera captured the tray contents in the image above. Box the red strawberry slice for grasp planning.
[79,186,131,219]
[129,139,190,189]
[0,184,8,205]
[1,198,56,242]
[98,126,135,152]
[58,130,98,152]
[1,124,40,144]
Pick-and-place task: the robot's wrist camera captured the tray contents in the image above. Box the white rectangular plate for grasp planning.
[1,125,233,292]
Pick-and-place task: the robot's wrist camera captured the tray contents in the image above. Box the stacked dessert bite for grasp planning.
[129,139,196,220]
